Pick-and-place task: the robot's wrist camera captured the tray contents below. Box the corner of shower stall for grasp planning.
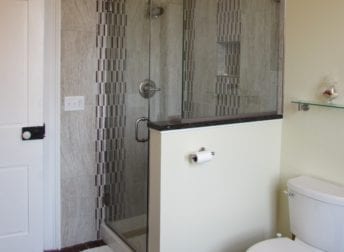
[100,223,135,252]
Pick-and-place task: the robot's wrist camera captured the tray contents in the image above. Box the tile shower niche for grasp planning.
[216,0,242,116]
[216,0,241,78]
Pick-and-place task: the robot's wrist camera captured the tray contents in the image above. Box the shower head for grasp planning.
[149,6,164,18]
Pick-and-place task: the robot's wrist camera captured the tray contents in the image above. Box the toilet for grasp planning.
[247,176,344,252]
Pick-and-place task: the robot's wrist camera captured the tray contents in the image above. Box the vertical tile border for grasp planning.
[182,0,196,118]
[215,0,241,116]
[182,0,242,117]
[95,0,128,238]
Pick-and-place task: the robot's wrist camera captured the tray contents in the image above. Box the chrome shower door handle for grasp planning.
[135,117,149,142]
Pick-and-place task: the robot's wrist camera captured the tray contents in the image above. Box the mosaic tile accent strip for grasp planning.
[215,75,240,115]
[217,0,241,43]
[95,0,127,238]
[183,0,241,117]
[182,0,196,118]
[216,0,241,116]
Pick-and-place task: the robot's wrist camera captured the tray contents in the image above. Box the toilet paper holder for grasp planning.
[190,147,215,162]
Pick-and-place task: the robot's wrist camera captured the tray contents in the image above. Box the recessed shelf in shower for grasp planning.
[217,41,240,77]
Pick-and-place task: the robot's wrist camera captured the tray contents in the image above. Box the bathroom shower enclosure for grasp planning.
[94,0,283,251]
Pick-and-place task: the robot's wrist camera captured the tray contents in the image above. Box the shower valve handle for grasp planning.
[139,79,160,99]
[144,86,161,92]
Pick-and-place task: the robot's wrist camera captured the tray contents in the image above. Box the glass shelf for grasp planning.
[292,100,344,111]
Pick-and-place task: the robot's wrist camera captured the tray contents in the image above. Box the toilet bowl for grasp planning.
[247,176,344,252]
[247,238,323,252]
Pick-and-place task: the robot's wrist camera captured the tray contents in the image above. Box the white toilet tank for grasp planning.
[287,176,344,252]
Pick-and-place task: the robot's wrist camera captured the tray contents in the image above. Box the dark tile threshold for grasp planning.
[148,113,283,131]
[45,240,106,252]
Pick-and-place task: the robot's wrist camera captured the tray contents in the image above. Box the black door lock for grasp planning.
[22,125,45,141]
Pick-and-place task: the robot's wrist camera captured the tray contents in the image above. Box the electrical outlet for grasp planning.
[64,96,85,111]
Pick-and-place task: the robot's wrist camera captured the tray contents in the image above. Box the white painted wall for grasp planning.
[149,119,282,252]
[279,0,344,235]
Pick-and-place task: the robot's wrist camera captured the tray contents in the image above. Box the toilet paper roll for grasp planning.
[191,151,214,164]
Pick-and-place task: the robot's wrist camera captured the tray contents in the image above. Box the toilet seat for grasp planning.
[247,238,320,252]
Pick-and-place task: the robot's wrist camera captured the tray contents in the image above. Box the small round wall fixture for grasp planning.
[139,79,161,99]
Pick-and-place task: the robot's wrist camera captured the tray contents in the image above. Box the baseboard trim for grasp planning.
[44,240,105,252]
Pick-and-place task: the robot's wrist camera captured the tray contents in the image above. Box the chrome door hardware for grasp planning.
[139,79,161,99]
[135,117,149,142]
[283,190,295,198]
[22,125,45,141]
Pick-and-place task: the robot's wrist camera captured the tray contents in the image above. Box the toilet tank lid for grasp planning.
[287,176,344,206]
[247,238,316,252]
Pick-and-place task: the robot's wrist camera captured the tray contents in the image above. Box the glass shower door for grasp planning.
[99,1,151,251]
[100,0,184,251]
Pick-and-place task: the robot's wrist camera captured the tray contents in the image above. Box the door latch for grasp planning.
[22,124,45,141]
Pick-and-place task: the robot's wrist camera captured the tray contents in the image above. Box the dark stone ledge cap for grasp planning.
[148,113,283,131]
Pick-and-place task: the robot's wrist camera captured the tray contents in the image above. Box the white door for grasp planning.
[0,0,44,251]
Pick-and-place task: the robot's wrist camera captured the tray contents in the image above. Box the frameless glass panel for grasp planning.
[181,0,283,119]
[149,0,184,122]
[149,0,284,123]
